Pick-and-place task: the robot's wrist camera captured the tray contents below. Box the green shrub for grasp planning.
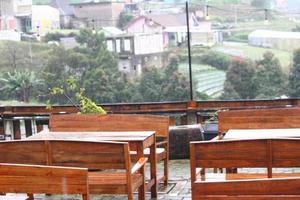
[200,51,231,71]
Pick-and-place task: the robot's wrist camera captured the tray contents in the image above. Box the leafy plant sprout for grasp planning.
[47,76,106,114]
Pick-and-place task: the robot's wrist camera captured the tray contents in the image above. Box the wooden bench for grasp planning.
[0,163,89,200]
[218,107,300,136]
[49,113,170,186]
[190,138,300,199]
[0,140,147,200]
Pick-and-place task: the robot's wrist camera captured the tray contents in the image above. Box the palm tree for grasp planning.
[0,70,42,102]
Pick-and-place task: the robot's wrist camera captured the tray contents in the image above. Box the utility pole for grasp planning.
[234,4,237,26]
[186,1,193,101]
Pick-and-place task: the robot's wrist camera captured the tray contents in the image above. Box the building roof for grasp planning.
[146,13,197,27]
[127,13,200,29]
[100,27,125,36]
[70,0,122,4]
[33,0,51,5]
[249,30,300,39]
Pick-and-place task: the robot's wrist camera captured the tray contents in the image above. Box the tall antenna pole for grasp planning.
[186,1,193,101]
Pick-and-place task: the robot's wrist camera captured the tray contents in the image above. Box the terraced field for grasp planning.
[179,63,226,98]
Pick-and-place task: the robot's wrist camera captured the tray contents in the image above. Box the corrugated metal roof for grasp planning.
[249,30,300,39]
[33,0,51,4]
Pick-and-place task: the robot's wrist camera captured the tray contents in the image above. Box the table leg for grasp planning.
[150,140,158,198]
[137,144,145,200]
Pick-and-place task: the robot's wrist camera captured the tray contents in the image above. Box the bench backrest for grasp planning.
[0,140,131,170]
[190,138,300,182]
[0,163,89,195]
[49,114,170,138]
[0,140,47,165]
[218,107,300,134]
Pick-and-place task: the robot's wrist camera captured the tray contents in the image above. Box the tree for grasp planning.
[288,48,300,97]
[138,58,189,102]
[251,0,270,8]
[222,59,256,100]
[42,28,127,104]
[253,52,286,99]
[0,41,31,70]
[0,70,42,102]
[118,11,134,29]
[200,51,231,71]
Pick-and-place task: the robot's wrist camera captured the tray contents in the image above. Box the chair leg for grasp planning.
[164,157,168,186]
[82,194,89,200]
[128,189,134,200]
[26,194,34,200]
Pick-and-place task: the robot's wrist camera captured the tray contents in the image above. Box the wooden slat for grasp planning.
[50,141,126,169]
[49,114,170,137]
[0,141,47,165]
[193,177,300,195]
[0,163,89,195]
[193,139,268,168]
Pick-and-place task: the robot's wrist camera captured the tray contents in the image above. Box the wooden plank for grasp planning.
[193,177,300,195]
[0,163,89,197]
[193,139,268,168]
[49,114,170,137]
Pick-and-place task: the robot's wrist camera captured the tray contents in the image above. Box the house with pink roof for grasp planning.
[126,12,214,47]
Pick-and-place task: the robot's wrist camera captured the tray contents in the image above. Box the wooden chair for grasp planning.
[218,107,300,136]
[0,163,89,200]
[49,113,170,186]
[190,138,300,199]
[0,140,147,200]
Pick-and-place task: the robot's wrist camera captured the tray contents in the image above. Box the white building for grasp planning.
[106,33,164,78]
[249,30,300,51]
[31,5,60,35]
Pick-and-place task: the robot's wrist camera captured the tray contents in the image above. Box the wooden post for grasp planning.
[13,119,21,140]
[0,119,4,140]
[35,117,48,133]
[25,119,33,138]
[180,115,187,125]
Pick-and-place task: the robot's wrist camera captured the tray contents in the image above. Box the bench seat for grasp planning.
[88,172,143,194]
[130,148,166,160]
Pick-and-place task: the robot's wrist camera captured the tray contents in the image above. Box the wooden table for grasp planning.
[223,128,300,140]
[28,130,158,198]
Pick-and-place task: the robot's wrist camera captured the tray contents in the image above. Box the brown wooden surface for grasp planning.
[50,113,166,192]
[1,99,300,116]
[218,107,300,134]
[0,140,147,200]
[0,163,89,199]
[190,138,300,199]
[28,131,155,199]
[49,114,169,137]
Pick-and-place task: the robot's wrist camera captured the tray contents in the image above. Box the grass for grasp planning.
[179,63,226,98]
[212,43,292,72]
[234,19,298,32]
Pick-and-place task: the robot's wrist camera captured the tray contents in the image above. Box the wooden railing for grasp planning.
[1,98,300,140]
